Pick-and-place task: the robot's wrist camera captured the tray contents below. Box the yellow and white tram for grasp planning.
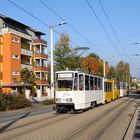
[55,70,129,113]
[114,81,120,99]
[104,79,114,103]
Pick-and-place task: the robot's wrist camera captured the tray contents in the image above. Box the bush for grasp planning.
[0,91,32,111]
[0,92,13,111]
[9,95,32,110]
[41,99,55,105]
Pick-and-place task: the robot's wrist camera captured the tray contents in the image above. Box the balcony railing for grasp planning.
[0,28,31,40]
[34,66,48,72]
[35,80,48,85]
[33,39,47,45]
[35,53,48,59]
[21,64,33,71]
[21,48,33,56]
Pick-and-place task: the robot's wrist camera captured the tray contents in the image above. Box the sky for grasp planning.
[0,0,140,77]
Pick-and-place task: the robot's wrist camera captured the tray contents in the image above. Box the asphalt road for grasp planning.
[0,104,54,123]
[0,93,140,140]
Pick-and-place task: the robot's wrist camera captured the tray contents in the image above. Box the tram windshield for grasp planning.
[137,84,140,89]
[56,80,73,91]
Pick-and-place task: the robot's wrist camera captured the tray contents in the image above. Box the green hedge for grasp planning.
[0,91,32,111]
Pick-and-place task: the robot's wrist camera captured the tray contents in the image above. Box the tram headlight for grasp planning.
[66,98,72,102]
[55,98,61,102]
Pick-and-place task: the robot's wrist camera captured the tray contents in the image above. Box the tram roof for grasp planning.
[55,70,103,78]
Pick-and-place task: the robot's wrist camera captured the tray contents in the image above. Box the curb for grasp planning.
[124,105,139,140]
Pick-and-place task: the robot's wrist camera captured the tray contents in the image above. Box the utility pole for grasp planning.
[50,21,67,99]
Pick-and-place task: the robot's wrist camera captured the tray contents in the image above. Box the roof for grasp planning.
[0,13,46,35]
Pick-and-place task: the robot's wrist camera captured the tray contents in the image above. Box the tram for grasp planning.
[55,70,104,113]
[136,83,140,93]
[55,70,128,113]
[119,82,127,97]
[114,81,120,99]
[104,79,114,103]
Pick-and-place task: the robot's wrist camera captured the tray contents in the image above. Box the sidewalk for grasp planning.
[132,106,140,140]
[124,105,140,140]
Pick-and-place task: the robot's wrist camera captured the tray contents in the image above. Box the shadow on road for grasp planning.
[0,112,30,133]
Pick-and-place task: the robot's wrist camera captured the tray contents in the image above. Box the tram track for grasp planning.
[65,95,140,140]
[0,112,58,133]
[94,98,139,140]
[0,97,129,134]
[1,95,139,140]
[0,112,74,140]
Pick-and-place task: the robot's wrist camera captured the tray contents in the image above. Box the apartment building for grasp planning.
[0,14,49,99]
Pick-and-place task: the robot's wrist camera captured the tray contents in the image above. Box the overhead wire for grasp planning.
[86,0,123,61]
[39,0,113,61]
[7,0,79,47]
[97,0,137,68]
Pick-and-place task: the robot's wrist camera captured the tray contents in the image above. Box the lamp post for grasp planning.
[50,21,67,99]
[103,60,105,77]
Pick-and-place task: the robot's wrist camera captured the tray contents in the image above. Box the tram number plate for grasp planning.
[63,93,70,96]
[62,98,66,101]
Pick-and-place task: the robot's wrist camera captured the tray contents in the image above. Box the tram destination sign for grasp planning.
[58,73,73,78]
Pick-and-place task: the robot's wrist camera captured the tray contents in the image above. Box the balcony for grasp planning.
[33,39,47,45]
[34,66,48,72]
[21,64,33,71]
[21,48,33,56]
[35,53,48,59]
[35,80,48,85]
[0,28,31,40]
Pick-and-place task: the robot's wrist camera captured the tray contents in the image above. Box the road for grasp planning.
[0,94,140,140]
[0,104,54,124]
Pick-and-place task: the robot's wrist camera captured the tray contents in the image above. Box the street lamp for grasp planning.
[50,21,67,99]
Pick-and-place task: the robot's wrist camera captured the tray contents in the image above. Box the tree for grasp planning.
[108,66,116,79]
[54,33,79,71]
[21,68,36,94]
[81,53,101,75]
[116,61,130,82]
[104,61,110,77]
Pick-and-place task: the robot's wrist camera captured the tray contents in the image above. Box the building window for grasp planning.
[12,54,19,59]
[12,71,20,76]
[12,37,19,43]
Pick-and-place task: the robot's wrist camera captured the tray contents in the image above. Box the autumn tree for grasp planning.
[81,53,101,75]
[116,61,130,82]
[54,33,79,71]
[108,66,116,79]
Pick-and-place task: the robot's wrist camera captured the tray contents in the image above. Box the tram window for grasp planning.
[108,83,110,91]
[94,77,98,90]
[74,73,78,90]
[104,82,107,92]
[109,83,112,91]
[90,76,94,90]
[85,75,89,90]
[110,83,113,91]
[98,78,102,90]
[79,74,84,90]
[116,82,120,89]
[57,80,73,90]
[123,83,126,89]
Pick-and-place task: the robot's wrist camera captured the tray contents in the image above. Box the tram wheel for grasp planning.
[91,101,96,108]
